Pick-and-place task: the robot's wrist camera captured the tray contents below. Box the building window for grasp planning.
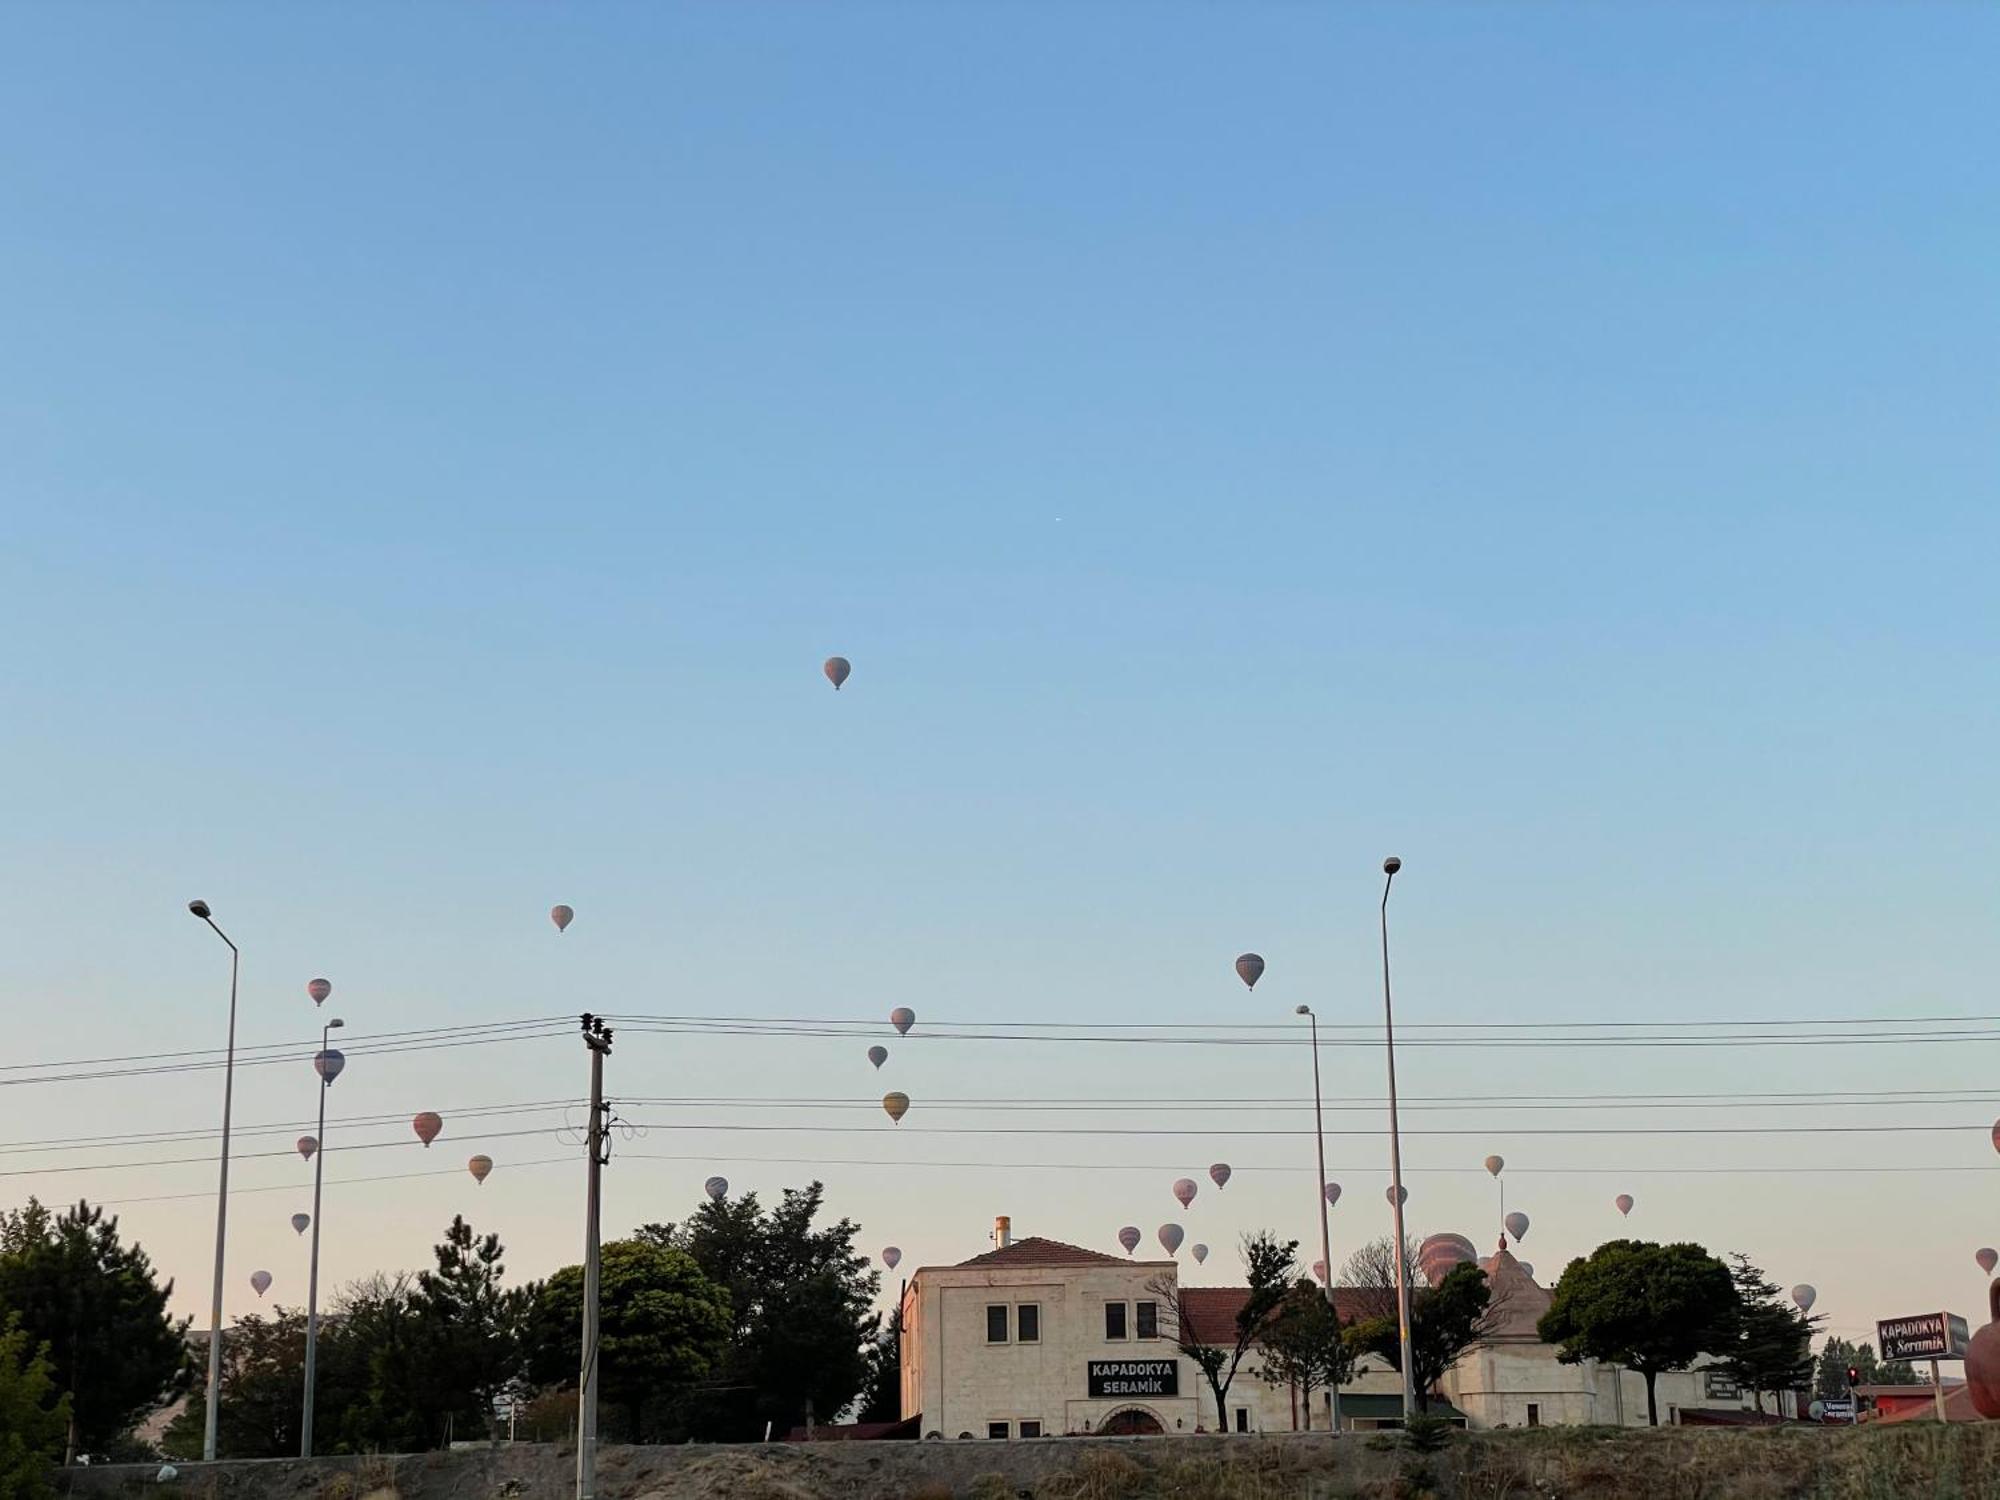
[1526,1404,1541,1428]
[1136,1300,1158,1340]
[1234,1408,1249,1433]
[1018,1303,1040,1343]
[986,1305,1009,1344]
[1105,1302,1127,1340]
[987,1421,1009,1440]
[1020,1420,1041,1439]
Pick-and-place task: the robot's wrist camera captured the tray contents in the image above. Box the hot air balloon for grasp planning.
[1386,1185,1408,1207]
[1158,1223,1185,1255]
[413,1112,443,1147]
[313,1049,345,1085]
[882,1092,910,1124]
[1519,1262,1535,1280]
[291,1214,310,1236]
[1614,1194,1634,1217]
[1791,1284,1816,1314]
[307,978,331,1005]
[551,904,574,933]
[1483,1155,1504,1178]
[1117,1226,1141,1255]
[250,1271,272,1298]
[1172,1178,1198,1210]
[882,1247,902,1271]
[704,1176,729,1202]
[1312,1260,1328,1284]
[868,1045,888,1070]
[1323,1182,1341,1207]
[297,1136,318,1161]
[1992,1119,2000,1156]
[468,1155,493,1185]
[1209,1163,1231,1190]
[824,657,851,690]
[1234,954,1265,990]
[1191,1244,1209,1265]
[1504,1211,1529,1244]
[1417,1233,1478,1287]
[1979,1248,1998,1276]
[890,1007,916,1036]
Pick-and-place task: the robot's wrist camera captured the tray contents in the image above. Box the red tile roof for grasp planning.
[953,1236,1135,1270]
[1176,1286,1377,1346]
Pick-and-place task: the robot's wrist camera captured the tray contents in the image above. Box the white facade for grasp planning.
[899,1231,1796,1441]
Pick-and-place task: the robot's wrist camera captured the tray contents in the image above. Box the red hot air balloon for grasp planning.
[824,657,851,690]
[551,905,574,933]
[1172,1178,1198,1210]
[1117,1226,1141,1255]
[1312,1260,1328,1284]
[704,1176,729,1201]
[1208,1163,1231,1190]
[1418,1233,1478,1287]
[890,1008,916,1036]
[867,1046,888,1070]
[412,1112,443,1147]
[297,1136,318,1161]
[1157,1223,1185,1256]
[250,1271,272,1298]
[1234,954,1265,990]
[468,1156,493,1185]
[882,1247,902,1271]
[307,978,331,1006]
[1978,1248,1998,1276]
[1614,1194,1635,1217]
[1483,1155,1504,1178]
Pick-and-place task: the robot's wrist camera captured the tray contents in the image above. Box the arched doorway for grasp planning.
[1096,1407,1166,1436]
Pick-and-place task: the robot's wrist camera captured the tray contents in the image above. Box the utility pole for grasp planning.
[577,1014,613,1500]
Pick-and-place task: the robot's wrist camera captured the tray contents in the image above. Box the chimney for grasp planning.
[994,1215,1012,1249]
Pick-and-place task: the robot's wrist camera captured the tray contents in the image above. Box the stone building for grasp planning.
[898,1220,1798,1438]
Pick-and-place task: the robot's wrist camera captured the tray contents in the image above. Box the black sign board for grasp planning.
[1087,1359,1179,1399]
[1876,1312,1969,1363]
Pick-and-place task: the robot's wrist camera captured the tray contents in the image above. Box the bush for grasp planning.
[0,1317,69,1500]
[1401,1415,1453,1454]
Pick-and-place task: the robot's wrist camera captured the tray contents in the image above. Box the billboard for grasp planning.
[1087,1359,1179,1398]
[1876,1312,1970,1363]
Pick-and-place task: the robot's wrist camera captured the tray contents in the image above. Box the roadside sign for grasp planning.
[1877,1312,1969,1362]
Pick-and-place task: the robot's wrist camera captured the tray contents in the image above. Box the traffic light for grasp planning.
[1846,1365,1861,1390]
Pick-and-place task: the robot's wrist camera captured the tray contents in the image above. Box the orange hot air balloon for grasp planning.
[413,1112,443,1147]
[468,1155,493,1185]
[824,657,851,690]
[1483,1155,1504,1178]
[307,978,331,1005]
[882,1092,910,1124]
[1234,954,1265,990]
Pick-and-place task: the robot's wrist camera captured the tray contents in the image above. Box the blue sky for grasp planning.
[1,3,1995,1347]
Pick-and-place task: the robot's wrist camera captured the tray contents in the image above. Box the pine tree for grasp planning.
[402,1216,533,1446]
[1716,1253,1816,1411]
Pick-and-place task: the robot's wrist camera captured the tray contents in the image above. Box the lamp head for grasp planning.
[1295,1004,1312,1016]
[328,1018,345,1029]
[187,899,212,919]
[1382,857,1402,876]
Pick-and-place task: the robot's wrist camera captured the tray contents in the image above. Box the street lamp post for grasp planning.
[1378,857,1416,1422]
[187,899,239,1463]
[1296,1004,1340,1434]
[301,1016,343,1456]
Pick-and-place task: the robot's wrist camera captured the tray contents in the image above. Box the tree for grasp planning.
[1151,1231,1297,1431]
[637,1182,880,1441]
[1715,1254,1816,1412]
[402,1216,534,1446]
[162,1309,307,1459]
[854,1303,904,1424]
[1814,1337,1920,1398]
[0,1199,187,1458]
[1338,1236,1498,1412]
[1255,1280,1355,1429]
[0,1316,69,1500]
[524,1240,732,1441]
[1539,1239,1739,1425]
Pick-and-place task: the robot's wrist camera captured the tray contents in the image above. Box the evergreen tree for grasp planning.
[0,1200,187,1457]
[1716,1253,1817,1411]
[854,1304,904,1424]
[402,1216,534,1446]
[1255,1280,1354,1429]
